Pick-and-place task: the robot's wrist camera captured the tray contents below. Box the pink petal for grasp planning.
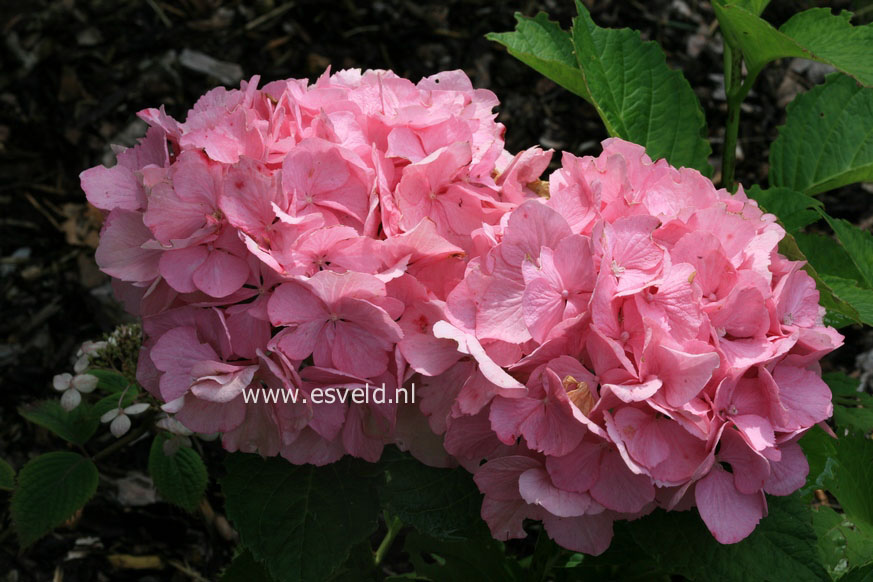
[193,250,250,297]
[519,468,592,517]
[695,464,766,544]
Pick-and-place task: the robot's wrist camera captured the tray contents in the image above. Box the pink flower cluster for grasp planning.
[81,69,549,464]
[83,71,841,553]
[421,139,842,553]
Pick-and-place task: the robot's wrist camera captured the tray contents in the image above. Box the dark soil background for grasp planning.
[1,1,872,580]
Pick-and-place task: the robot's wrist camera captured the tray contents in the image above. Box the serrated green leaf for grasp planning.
[11,452,98,546]
[825,372,862,398]
[827,434,873,536]
[148,434,207,512]
[377,447,482,539]
[812,505,873,578]
[487,13,590,100]
[823,214,873,288]
[799,426,838,499]
[403,531,523,582]
[87,368,132,393]
[220,549,277,582]
[746,185,822,232]
[778,234,861,328]
[0,458,15,490]
[723,0,770,16]
[842,564,873,582]
[794,232,864,282]
[628,494,828,582]
[822,275,873,326]
[222,453,380,582]
[19,400,99,446]
[714,5,873,85]
[770,74,873,195]
[570,0,711,175]
[326,541,380,582]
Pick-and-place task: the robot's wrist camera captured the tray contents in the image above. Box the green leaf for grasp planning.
[402,531,523,582]
[770,74,873,195]
[487,13,590,100]
[794,232,864,282]
[148,434,207,512]
[222,453,380,582]
[842,564,873,582]
[813,505,873,578]
[822,214,873,288]
[629,494,829,582]
[11,452,98,546]
[724,0,770,16]
[19,400,99,446]
[822,276,873,326]
[827,434,873,535]
[86,368,132,393]
[0,458,15,490]
[377,447,482,539]
[824,371,873,434]
[326,541,380,582]
[570,0,711,175]
[221,549,277,582]
[746,185,822,232]
[714,5,873,85]
[799,426,838,499]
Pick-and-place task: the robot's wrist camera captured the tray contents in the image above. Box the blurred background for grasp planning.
[2,0,871,579]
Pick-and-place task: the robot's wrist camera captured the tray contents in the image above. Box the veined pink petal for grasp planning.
[695,464,766,544]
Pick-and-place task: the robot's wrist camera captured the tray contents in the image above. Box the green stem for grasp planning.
[722,47,744,193]
[373,513,403,567]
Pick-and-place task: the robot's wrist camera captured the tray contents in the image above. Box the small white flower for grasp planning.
[155,415,193,436]
[101,402,150,438]
[60,388,82,411]
[73,355,89,374]
[78,340,108,357]
[53,372,98,411]
[124,403,150,416]
[110,414,131,438]
[53,373,73,391]
[71,374,98,393]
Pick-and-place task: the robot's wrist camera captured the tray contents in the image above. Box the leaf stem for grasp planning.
[373,512,403,567]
